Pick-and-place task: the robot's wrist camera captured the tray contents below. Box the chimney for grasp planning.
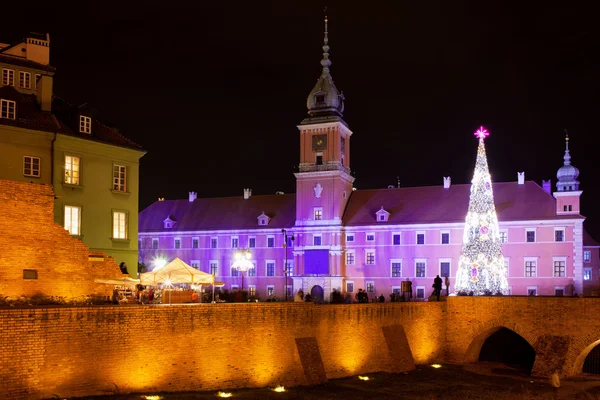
[243,188,252,199]
[35,74,53,112]
[517,172,525,185]
[189,191,197,202]
[542,180,552,194]
[443,176,451,189]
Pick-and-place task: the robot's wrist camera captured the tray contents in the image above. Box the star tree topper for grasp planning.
[474,126,489,139]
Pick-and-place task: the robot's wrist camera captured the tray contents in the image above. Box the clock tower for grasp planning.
[292,13,353,299]
[294,12,354,227]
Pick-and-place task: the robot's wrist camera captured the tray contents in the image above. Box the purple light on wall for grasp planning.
[304,250,329,275]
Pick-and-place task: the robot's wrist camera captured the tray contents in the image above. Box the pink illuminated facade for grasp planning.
[138,20,600,301]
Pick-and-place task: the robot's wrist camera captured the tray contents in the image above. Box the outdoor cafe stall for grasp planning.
[140,257,216,304]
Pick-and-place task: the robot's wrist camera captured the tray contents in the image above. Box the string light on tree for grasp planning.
[454,126,508,295]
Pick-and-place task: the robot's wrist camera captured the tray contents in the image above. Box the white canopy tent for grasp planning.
[140,257,217,302]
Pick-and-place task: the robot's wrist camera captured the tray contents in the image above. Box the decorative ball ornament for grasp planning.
[474,126,489,139]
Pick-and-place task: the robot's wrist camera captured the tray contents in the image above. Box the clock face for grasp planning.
[312,134,327,151]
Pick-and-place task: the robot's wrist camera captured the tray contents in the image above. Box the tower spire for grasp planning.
[321,7,331,72]
[563,129,571,165]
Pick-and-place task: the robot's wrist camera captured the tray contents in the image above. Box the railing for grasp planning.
[299,163,350,174]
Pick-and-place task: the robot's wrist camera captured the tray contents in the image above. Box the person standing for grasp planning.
[445,276,450,296]
[433,275,443,301]
[551,369,560,399]
[378,293,385,303]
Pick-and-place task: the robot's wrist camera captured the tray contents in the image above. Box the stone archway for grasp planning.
[568,328,600,376]
[311,285,324,303]
[463,319,537,364]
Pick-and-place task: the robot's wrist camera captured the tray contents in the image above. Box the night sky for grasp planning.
[1,2,599,236]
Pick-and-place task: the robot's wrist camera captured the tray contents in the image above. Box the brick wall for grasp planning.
[0,302,446,400]
[0,180,123,299]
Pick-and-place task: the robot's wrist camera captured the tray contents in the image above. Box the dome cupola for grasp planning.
[556,131,580,192]
[306,10,345,119]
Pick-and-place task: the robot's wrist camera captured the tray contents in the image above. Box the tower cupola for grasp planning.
[306,10,345,120]
[556,132,580,192]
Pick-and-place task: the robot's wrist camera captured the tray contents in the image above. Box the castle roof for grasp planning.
[139,181,581,233]
[139,194,297,232]
[343,181,579,226]
[0,53,56,73]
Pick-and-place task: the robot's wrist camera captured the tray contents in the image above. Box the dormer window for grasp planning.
[257,211,270,226]
[375,206,390,222]
[315,94,325,104]
[1,99,16,119]
[163,215,176,229]
[79,115,92,134]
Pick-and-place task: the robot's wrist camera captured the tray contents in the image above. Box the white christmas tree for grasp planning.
[454,127,508,295]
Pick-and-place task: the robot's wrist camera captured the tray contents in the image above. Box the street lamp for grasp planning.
[232,248,252,291]
[282,229,295,301]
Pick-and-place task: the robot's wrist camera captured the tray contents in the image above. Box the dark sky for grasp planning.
[2,2,599,236]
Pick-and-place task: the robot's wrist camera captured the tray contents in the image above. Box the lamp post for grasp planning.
[233,248,252,292]
[282,229,295,302]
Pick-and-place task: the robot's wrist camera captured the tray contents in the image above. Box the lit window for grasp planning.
[346,281,354,293]
[174,238,181,249]
[366,251,375,265]
[64,205,81,235]
[553,261,565,277]
[314,207,323,220]
[1,99,16,119]
[249,237,256,248]
[525,261,536,277]
[526,230,536,243]
[393,234,401,245]
[112,211,127,239]
[79,115,92,134]
[441,232,450,244]
[23,156,40,177]
[64,155,80,184]
[267,236,274,248]
[416,232,425,245]
[249,286,256,296]
[391,262,401,277]
[346,251,355,265]
[313,235,322,246]
[416,262,426,277]
[366,281,374,293]
[192,238,199,249]
[2,68,14,86]
[286,261,293,276]
[19,71,31,89]
[555,230,564,242]
[113,165,126,192]
[211,238,218,248]
[584,251,591,262]
[499,230,508,243]
[266,262,275,277]
[584,268,592,281]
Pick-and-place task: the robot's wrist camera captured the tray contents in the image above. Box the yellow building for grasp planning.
[0,32,145,275]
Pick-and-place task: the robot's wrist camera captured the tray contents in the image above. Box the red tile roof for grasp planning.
[139,181,578,233]
[584,229,600,247]
[0,87,142,150]
[0,54,56,73]
[139,194,297,232]
[343,181,578,226]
